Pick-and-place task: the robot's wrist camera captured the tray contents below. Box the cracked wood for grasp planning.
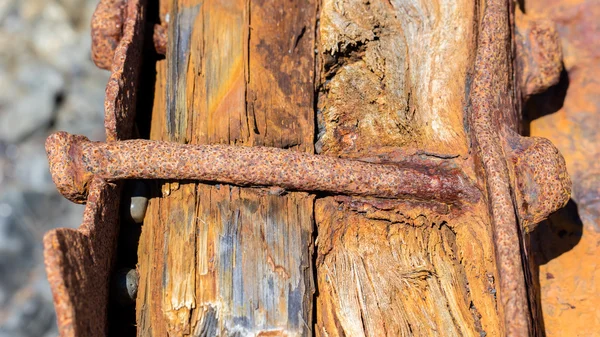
[135,0,318,336]
[314,0,504,336]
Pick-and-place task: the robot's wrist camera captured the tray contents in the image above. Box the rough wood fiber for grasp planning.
[316,0,476,158]
[315,0,503,336]
[135,0,317,335]
[315,198,503,337]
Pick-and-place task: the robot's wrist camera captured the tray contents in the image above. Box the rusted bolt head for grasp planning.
[91,0,126,70]
[516,11,563,97]
[506,135,572,231]
[45,132,94,204]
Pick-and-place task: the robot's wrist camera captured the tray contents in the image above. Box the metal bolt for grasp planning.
[45,132,480,204]
[505,133,571,232]
[515,12,562,98]
[91,0,126,70]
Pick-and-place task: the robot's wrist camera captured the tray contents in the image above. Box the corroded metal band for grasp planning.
[46,132,480,205]
[470,0,531,335]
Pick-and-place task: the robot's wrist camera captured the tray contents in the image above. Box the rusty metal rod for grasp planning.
[46,131,480,204]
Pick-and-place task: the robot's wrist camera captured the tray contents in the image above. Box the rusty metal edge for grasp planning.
[44,0,147,335]
[91,0,127,70]
[469,0,531,336]
[43,179,122,337]
[105,0,147,141]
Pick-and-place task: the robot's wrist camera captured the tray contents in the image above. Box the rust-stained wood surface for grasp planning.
[42,0,590,336]
[136,0,318,335]
[136,0,559,336]
[313,1,505,336]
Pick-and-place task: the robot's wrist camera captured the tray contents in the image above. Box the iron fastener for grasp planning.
[45,132,480,205]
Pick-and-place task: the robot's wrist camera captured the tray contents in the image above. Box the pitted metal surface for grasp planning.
[46,131,481,205]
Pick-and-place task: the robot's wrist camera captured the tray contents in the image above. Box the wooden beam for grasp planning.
[136,0,317,335]
[314,0,504,335]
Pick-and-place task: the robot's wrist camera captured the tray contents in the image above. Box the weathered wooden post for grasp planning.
[43,0,588,336]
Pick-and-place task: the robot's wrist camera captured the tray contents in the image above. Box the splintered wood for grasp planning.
[136,0,532,336]
[43,0,586,335]
[136,0,317,335]
[314,0,504,336]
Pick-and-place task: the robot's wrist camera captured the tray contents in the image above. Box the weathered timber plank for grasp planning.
[136,0,317,335]
[314,1,503,336]
[316,0,474,158]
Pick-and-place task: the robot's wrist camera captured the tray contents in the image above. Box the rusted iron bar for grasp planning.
[45,131,480,205]
[470,0,534,335]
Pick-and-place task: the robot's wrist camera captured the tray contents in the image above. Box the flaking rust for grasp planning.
[511,7,569,233]
[504,132,571,233]
[44,0,148,336]
[469,0,531,333]
[45,129,570,240]
[91,0,167,71]
[515,10,563,98]
[45,131,481,205]
[91,0,127,70]
[471,0,571,336]
[46,0,574,335]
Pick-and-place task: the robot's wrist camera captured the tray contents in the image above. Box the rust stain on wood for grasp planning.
[136,0,318,335]
[314,0,504,336]
[44,0,579,335]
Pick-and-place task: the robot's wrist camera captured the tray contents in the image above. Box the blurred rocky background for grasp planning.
[0,0,108,336]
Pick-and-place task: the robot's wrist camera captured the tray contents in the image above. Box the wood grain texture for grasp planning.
[136,0,317,335]
[315,198,503,337]
[316,0,476,158]
[314,1,504,336]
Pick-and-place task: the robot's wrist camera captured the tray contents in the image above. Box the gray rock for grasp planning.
[0,63,64,143]
[0,194,35,308]
[54,70,109,140]
[12,136,57,193]
[0,0,109,335]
